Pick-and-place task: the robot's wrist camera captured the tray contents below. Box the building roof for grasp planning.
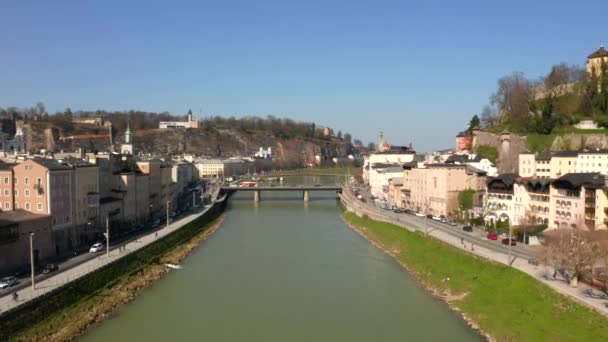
[0,161,14,170]
[588,45,608,59]
[58,157,97,168]
[552,150,579,157]
[0,209,50,227]
[445,154,484,164]
[579,148,608,154]
[553,173,604,190]
[371,163,401,169]
[487,173,518,188]
[466,165,488,176]
[31,158,73,171]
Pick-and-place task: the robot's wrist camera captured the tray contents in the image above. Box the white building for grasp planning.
[193,159,250,178]
[254,147,272,159]
[159,110,199,129]
[577,149,608,175]
[368,164,404,201]
[445,154,497,176]
[484,174,517,225]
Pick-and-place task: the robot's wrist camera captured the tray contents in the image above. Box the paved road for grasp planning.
[342,187,608,316]
[351,186,536,259]
[0,183,221,315]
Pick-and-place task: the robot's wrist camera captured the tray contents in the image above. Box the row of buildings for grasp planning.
[486,150,608,231]
[0,128,256,274]
[364,137,608,233]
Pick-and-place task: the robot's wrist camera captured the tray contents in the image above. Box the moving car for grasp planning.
[502,238,517,246]
[462,226,473,232]
[0,276,18,288]
[486,232,498,240]
[0,283,9,292]
[42,264,59,274]
[89,242,104,253]
[448,220,457,226]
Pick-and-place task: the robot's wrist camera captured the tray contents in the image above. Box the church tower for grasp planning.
[122,122,134,155]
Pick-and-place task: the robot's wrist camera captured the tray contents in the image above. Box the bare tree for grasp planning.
[491,72,534,132]
[480,104,499,128]
[540,229,602,287]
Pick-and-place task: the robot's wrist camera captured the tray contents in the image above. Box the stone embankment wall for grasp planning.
[551,134,608,150]
[0,200,226,340]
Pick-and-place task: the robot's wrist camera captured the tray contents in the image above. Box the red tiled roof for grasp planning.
[588,46,608,59]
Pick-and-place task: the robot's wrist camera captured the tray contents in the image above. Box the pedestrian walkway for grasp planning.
[341,190,608,316]
[0,187,220,315]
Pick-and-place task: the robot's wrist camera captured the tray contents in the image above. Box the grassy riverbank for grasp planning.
[8,215,225,342]
[342,212,608,342]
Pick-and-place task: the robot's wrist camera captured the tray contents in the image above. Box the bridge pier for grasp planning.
[254,190,261,203]
[303,190,310,203]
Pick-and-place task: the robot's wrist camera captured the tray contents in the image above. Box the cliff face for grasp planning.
[471,130,528,174]
[25,122,352,167]
[551,134,608,150]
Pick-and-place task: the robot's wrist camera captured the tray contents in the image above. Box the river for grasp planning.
[81,176,481,341]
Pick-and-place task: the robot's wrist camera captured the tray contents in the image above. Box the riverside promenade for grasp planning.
[0,187,221,316]
[341,189,608,316]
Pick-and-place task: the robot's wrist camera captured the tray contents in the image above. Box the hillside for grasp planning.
[20,119,358,168]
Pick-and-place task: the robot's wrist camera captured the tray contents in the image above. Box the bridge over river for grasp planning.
[221,185,342,202]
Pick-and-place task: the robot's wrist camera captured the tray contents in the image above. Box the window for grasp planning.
[37,203,42,211]
[3,177,8,184]
[14,202,19,209]
[25,203,30,210]
[3,189,8,196]
[13,177,17,185]
[14,190,18,197]
[25,189,30,197]
[3,202,9,209]
[24,177,29,185]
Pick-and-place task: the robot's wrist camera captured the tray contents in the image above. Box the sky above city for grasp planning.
[1,0,607,152]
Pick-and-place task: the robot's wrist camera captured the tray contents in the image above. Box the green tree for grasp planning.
[468,115,480,133]
[458,189,475,211]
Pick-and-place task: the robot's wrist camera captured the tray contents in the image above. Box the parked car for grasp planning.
[42,264,59,274]
[432,215,442,221]
[89,242,104,253]
[393,208,404,214]
[502,238,517,246]
[462,226,473,232]
[448,220,457,226]
[0,276,18,287]
[415,212,425,217]
[486,232,498,240]
[405,209,416,215]
[0,283,10,292]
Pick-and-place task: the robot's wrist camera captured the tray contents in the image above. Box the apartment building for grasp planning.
[549,173,604,230]
[485,174,517,225]
[513,178,551,226]
[369,164,404,201]
[577,149,608,174]
[409,164,486,216]
[0,210,53,273]
[62,158,100,246]
[12,158,75,254]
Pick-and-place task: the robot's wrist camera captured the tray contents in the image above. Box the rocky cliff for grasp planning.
[23,121,354,167]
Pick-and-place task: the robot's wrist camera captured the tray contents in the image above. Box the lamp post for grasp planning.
[103,216,110,258]
[507,220,512,267]
[192,191,196,209]
[29,232,35,291]
[166,200,171,227]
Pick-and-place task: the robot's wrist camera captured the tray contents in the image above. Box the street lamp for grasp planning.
[103,216,110,258]
[166,200,171,227]
[29,232,35,291]
[192,191,196,209]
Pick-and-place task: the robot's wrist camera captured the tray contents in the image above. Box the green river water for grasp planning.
[81,176,481,341]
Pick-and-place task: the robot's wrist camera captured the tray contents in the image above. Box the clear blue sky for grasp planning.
[1,0,606,152]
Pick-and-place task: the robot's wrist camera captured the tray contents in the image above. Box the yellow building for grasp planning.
[587,44,608,76]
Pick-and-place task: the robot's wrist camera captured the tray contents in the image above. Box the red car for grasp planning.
[486,232,498,240]
[502,238,517,246]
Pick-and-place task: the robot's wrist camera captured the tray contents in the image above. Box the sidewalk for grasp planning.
[0,187,220,315]
[341,190,608,316]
